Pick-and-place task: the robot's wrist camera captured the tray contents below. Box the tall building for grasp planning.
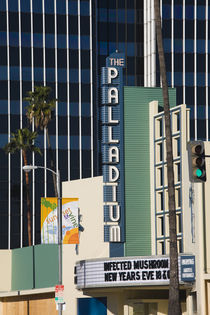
[0,0,143,249]
[144,0,209,140]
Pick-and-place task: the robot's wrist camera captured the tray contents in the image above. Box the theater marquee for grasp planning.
[75,255,195,289]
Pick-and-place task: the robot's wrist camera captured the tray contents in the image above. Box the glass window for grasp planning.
[33,47,42,67]
[9,32,19,47]
[58,68,67,83]
[82,136,91,150]
[70,135,79,149]
[81,36,90,49]
[185,5,194,19]
[197,5,205,20]
[21,33,31,47]
[58,102,67,116]
[33,33,43,48]
[45,14,54,34]
[46,68,55,82]
[126,75,135,85]
[33,13,43,33]
[0,1,6,10]
[57,35,66,49]
[69,35,78,49]
[69,69,78,83]
[174,5,182,19]
[126,43,135,56]
[34,67,43,81]
[70,50,78,68]
[45,34,54,48]
[0,66,7,80]
[174,39,182,53]
[174,72,183,86]
[185,39,194,53]
[69,16,78,34]
[109,9,116,22]
[21,13,31,32]
[80,16,90,35]
[10,81,20,100]
[10,47,19,66]
[81,84,90,102]
[118,9,125,23]
[81,69,90,83]
[57,0,66,15]
[0,134,8,147]
[57,49,67,68]
[68,0,77,15]
[58,135,67,149]
[21,0,30,12]
[0,13,6,32]
[185,72,194,87]
[57,15,66,34]
[70,83,79,102]
[80,2,89,15]
[32,0,42,13]
[0,100,8,114]
[46,48,55,68]
[162,5,171,19]
[70,102,79,116]
[163,39,171,53]
[45,0,54,14]
[81,103,90,117]
[22,67,31,81]
[127,9,135,23]
[99,8,107,22]
[0,32,7,46]
[197,73,205,87]
[8,0,18,12]
[9,13,19,32]
[0,81,7,99]
[99,41,108,55]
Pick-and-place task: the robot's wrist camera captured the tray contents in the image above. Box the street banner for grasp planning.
[41,197,79,244]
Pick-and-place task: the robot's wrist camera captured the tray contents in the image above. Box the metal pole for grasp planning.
[57,170,62,315]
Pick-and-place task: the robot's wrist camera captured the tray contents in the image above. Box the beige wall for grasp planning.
[0,250,11,292]
[62,176,109,315]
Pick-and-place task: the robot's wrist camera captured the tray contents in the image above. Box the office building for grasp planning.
[0,0,143,249]
[144,0,210,140]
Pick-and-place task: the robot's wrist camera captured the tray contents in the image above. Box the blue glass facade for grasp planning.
[160,0,210,140]
[0,0,143,249]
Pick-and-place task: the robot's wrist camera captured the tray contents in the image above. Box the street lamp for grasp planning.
[23,165,63,315]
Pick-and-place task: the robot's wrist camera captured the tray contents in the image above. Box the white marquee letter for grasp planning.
[108,106,119,124]
[108,67,118,83]
[110,226,121,242]
[109,165,119,182]
[108,87,118,104]
[108,126,119,144]
[109,146,119,163]
[109,205,120,222]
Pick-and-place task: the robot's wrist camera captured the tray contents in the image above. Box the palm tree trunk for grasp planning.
[46,128,58,197]
[22,150,32,247]
[154,1,181,314]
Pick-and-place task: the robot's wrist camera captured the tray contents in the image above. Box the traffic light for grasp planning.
[187,141,206,182]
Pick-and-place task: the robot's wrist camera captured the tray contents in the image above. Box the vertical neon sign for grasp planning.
[101,52,125,250]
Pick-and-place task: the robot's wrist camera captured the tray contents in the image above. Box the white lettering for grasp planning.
[108,126,119,143]
[109,146,119,163]
[112,185,117,202]
[108,67,118,83]
[109,205,120,222]
[108,106,119,124]
[110,225,121,242]
[108,87,118,104]
[109,165,119,182]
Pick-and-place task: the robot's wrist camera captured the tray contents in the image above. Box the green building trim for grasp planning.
[124,87,176,256]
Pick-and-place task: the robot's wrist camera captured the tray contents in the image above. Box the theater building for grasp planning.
[0,53,208,315]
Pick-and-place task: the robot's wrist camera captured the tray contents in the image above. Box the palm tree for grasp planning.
[4,128,41,247]
[24,86,58,197]
[154,0,181,314]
